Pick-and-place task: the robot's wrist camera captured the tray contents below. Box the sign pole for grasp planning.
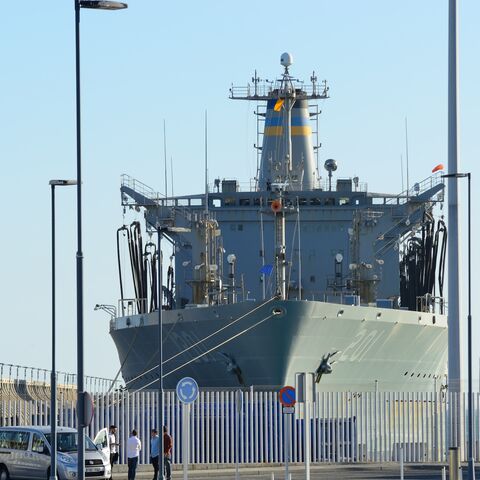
[285,412,290,480]
[279,386,296,480]
[183,403,189,480]
[176,377,199,480]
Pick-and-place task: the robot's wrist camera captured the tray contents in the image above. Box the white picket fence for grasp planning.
[1,390,479,465]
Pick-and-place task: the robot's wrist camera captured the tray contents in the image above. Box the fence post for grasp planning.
[449,447,461,480]
[236,390,243,480]
[305,400,311,480]
[400,446,404,480]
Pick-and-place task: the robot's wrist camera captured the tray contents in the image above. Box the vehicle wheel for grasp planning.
[0,466,10,480]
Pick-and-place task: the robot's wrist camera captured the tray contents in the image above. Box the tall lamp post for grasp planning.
[74,2,127,479]
[156,224,190,479]
[443,172,473,479]
[49,179,77,480]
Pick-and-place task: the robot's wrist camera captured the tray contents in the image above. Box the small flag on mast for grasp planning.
[273,98,284,112]
[260,264,274,276]
[432,164,444,173]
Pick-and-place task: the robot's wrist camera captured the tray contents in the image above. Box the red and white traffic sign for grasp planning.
[279,385,296,407]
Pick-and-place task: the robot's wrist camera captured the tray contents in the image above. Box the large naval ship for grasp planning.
[110,54,448,392]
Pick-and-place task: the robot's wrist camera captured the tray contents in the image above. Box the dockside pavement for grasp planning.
[110,462,479,479]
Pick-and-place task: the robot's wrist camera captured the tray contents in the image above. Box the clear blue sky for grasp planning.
[0,1,478,385]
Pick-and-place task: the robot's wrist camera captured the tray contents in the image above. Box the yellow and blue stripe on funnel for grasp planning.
[264,99,311,136]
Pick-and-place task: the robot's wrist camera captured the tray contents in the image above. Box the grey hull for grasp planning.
[110,299,447,392]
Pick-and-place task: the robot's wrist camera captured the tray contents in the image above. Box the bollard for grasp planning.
[271,473,275,480]
[399,446,404,480]
[442,466,446,480]
[449,447,461,480]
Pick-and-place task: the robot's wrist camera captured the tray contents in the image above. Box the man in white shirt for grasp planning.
[127,429,141,480]
[108,425,119,475]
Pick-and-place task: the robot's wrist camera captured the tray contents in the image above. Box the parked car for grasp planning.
[0,426,111,480]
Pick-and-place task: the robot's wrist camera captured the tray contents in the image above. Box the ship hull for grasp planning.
[110,299,447,392]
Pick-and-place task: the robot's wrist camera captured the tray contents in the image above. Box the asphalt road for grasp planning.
[109,463,475,480]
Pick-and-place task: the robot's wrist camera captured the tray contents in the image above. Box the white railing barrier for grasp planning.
[1,390,478,466]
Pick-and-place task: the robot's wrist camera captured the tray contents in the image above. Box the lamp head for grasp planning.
[441,172,469,179]
[49,179,77,186]
[80,1,128,10]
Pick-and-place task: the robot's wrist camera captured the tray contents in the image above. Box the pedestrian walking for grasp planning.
[127,429,141,480]
[163,425,173,480]
[150,428,160,480]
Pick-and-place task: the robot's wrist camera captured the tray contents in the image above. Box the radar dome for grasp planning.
[280,52,293,67]
[324,159,338,173]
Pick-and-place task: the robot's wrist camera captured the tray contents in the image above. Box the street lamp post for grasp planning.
[73,2,127,479]
[156,225,190,479]
[157,227,165,480]
[49,179,77,480]
[443,172,473,480]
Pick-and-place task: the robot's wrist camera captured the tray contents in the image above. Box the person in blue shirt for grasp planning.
[150,428,160,480]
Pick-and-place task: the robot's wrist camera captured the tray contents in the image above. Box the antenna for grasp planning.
[405,117,409,198]
[163,119,168,201]
[400,154,404,192]
[204,110,208,214]
[170,155,174,198]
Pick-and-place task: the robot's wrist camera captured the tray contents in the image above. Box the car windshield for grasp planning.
[45,432,97,452]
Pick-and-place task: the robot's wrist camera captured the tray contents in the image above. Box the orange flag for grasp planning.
[274,98,284,112]
[432,164,444,173]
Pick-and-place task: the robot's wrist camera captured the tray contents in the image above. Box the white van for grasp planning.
[0,426,111,480]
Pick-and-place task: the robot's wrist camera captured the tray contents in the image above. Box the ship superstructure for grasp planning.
[110,55,448,392]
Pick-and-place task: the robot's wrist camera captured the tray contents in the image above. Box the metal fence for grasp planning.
[1,389,479,465]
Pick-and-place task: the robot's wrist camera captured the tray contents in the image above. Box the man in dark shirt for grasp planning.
[163,425,173,480]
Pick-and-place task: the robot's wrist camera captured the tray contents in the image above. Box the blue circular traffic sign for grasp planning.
[176,377,199,404]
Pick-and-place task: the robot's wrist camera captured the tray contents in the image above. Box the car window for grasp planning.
[0,431,9,448]
[0,431,30,450]
[96,430,107,448]
[32,433,46,453]
[45,432,97,452]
